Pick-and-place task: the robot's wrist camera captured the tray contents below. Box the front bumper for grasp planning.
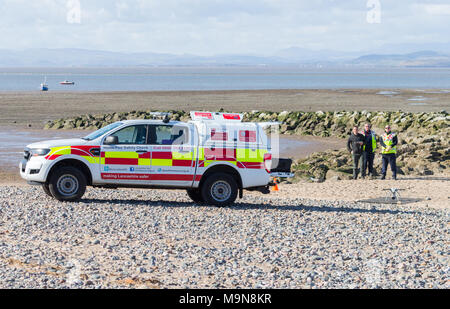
[20,157,46,183]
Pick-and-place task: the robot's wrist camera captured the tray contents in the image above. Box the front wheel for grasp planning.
[42,183,52,197]
[201,173,238,207]
[48,166,87,202]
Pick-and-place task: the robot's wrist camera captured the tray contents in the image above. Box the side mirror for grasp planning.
[104,135,119,145]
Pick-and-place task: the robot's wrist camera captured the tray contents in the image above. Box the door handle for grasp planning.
[136,150,148,154]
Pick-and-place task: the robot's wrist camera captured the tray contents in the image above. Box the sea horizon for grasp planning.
[1,66,449,92]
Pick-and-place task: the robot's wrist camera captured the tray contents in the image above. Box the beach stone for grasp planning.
[326,169,351,181]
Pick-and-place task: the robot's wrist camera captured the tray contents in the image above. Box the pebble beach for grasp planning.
[0,184,448,289]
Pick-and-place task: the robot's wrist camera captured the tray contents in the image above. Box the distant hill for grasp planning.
[274,47,360,62]
[351,51,450,67]
[0,48,292,67]
[0,48,449,67]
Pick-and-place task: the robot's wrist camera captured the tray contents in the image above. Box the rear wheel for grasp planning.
[186,188,204,204]
[48,166,87,202]
[201,173,238,207]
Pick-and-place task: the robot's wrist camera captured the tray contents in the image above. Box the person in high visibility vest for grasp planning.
[361,123,377,179]
[379,124,398,180]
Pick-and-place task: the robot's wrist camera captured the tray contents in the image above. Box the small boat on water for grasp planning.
[60,80,75,85]
[40,77,49,91]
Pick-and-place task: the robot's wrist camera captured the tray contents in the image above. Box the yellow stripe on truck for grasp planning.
[151,159,172,166]
[236,149,266,163]
[48,147,72,156]
[172,151,193,160]
[82,156,101,164]
[198,148,205,160]
[138,159,151,165]
[105,151,139,159]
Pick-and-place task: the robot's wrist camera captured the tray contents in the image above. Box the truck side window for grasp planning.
[109,125,147,145]
[148,125,188,145]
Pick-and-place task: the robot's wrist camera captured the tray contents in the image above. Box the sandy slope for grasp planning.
[262,175,450,209]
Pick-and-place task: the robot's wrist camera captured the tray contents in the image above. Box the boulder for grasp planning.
[326,169,352,181]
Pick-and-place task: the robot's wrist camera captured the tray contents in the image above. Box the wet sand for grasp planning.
[273,134,343,158]
[1,89,449,128]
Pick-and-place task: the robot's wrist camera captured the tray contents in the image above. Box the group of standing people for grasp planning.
[347,123,398,180]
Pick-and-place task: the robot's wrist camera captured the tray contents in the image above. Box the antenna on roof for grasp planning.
[163,114,171,124]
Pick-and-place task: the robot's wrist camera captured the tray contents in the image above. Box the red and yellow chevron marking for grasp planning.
[45,146,100,164]
[44,146,268,170]
[101,150,194,167]
[201,147,267,169]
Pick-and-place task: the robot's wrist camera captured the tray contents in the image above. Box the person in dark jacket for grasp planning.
[361,123,377,179]
[347,126,365,180]
[379,124,398,180]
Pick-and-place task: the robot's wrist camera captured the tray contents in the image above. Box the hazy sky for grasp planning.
[0,0,449,55]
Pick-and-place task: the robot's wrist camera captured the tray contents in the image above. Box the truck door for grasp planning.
[100,124,151,184]
[148,124,196,187]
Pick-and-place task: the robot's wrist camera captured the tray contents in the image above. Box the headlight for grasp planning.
[30,148,51,157]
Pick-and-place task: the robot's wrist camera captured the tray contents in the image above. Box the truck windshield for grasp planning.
[82,122,123,141]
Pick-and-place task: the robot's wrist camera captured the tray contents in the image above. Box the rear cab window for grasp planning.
[148,124,189,146]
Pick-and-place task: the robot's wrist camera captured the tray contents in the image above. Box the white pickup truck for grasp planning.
[20,112,292,206]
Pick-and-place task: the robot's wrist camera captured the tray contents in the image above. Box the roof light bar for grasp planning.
[190,111,243,122]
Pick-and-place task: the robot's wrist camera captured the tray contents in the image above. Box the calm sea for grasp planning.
[0,67,449,91]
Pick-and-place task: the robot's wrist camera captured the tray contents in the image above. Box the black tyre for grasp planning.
[200,173,238,207]
[42,183,53,197]
[48,166,87,202]
[186,188,204,204]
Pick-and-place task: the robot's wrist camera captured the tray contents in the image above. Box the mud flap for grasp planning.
[246,186,271,194]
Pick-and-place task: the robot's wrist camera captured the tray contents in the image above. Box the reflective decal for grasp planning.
[101,173,202,181]
[239,130,257,143]
[211,129,228,141]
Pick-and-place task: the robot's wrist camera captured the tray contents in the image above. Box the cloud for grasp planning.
[0,0,448,55]
[416,4,450,15]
